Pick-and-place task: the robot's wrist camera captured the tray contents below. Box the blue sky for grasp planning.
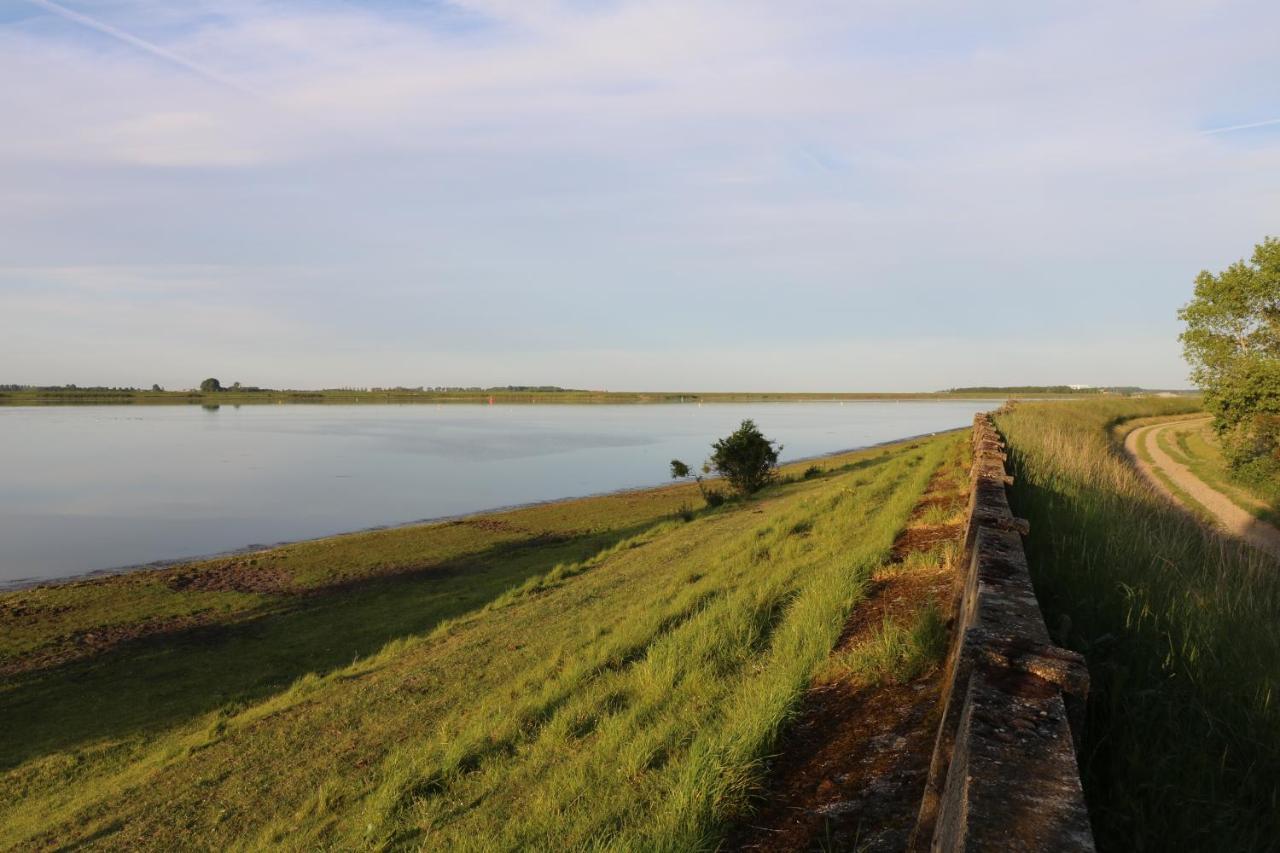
[2,0,1278,390]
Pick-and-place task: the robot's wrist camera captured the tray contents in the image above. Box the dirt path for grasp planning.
[1126,419,1280,559]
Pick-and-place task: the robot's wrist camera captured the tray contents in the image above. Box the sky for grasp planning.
[2,0,1278,391]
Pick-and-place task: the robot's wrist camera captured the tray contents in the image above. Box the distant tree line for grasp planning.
[360,386,574,393]
[200,379,269,393]
[2,382,580,395]
[416,385,575,392]
[0,384,146,392]
[943,385,1112,395]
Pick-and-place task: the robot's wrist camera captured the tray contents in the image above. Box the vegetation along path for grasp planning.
[1126,418,1280,558]
[1000,398,1280,851]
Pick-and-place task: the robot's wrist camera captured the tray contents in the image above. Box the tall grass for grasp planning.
[822,603,947,687]
[998,398,1280,852]
[352,443,947,850]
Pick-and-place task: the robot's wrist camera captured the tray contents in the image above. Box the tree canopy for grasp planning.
[709,419,781,495]
[1179,236,1280,466]
[200,378,222,393]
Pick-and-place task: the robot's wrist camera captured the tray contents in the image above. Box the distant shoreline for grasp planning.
[0,388,1180,407]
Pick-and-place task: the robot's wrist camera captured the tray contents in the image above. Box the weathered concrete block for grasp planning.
[910,414,1095,853]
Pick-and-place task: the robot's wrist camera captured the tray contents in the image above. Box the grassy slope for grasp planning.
[0,482,709,668]
[1,433,956,850]
[998,398,1280,852]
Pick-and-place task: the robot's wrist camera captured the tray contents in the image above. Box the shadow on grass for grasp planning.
[1006,463,1280,852]
[0,521,662,771]
[770,451,899,492]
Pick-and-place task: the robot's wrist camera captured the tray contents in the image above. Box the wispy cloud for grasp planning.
[22,0,257,96]
[1200,116,1280,135]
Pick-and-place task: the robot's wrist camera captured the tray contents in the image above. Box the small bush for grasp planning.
[675,502,694,522]
[709,420,781,495]
[802,465,822,480]
[704,490,726,508]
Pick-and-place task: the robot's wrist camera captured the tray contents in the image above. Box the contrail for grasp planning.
[23,0,257,96]
[1201,116,1280,135]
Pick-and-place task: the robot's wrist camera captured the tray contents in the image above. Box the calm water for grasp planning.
[0,401,995,586]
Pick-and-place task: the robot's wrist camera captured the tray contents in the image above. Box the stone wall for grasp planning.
[909,413,1095,852]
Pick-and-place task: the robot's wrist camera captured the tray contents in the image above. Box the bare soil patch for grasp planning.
[167,560,295,594]
[0,613,212,678]
[728,471,964,852]
[889,523,962,561]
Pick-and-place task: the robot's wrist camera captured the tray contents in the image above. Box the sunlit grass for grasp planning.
[822,602,948,688]
[1,433,961,851]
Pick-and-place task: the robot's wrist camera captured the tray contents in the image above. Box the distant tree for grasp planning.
[709,419,782,496]
[200,378,222,393]
[1179,236,1280,470]
[151,384,163,392]
[231,381,242,391]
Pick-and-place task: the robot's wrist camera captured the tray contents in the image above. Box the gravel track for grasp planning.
[1126,419,1280,559]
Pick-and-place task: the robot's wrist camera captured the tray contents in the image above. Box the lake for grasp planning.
[0,401,996,586]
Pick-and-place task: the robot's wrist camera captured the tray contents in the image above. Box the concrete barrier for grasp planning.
[909,413,1095,852]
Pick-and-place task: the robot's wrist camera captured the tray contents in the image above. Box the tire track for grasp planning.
[1126,419,1280,559]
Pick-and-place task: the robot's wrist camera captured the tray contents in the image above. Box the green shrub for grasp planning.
[709,420,781,496]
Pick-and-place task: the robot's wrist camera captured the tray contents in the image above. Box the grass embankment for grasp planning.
[1,432,960,850]
[997,398,1280,851]
[729,444,969,851]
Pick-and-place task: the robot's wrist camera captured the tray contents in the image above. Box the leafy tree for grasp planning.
[200,378,222,392]
[151,384,163,392]
[709,419,782,495]
[1179,236,1280,468]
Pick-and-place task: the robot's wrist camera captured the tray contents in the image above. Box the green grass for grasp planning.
[0,433,958,850]
[998,397,1280,852]
[822,602,948,687]
[0,482,694,667]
